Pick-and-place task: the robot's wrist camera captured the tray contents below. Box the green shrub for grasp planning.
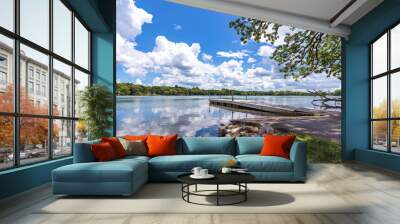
[296,134,342,163]
[80,84,113,140]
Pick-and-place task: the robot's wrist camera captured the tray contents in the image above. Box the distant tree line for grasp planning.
[117,83,341,96]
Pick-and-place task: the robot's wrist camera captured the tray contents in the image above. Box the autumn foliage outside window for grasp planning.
[0,85,61,167]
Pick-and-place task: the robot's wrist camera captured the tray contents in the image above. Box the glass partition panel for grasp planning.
[75,120,88,143]
[20,0,49,49]
[53,59,72,117]
[53,0,72,60]
[74,69,89,118]
[20,44,49,115]
[20,117,49,165]
[372,76,387,119]
[391,24,400,70]
[0,34,14,112]
[74,18,89,70]
[372,33,387,76]
[391,120,400,153]
[391,72,400,118]
[53,119,72,157]
[0,116,13,170]
[0,0,14,31]
[372,121,388,151]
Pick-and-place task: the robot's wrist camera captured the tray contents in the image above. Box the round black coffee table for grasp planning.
[177,173,255,206]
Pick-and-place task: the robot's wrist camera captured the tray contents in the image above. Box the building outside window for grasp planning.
[42,85,46,97]
[0,71,6,84]
[28,81,34,94]
[35,83,40,95]
[0,54,7,67]
[28,66,34,80]
[0,54,7,88]
[35,70,40,81]
[0,0,91,170]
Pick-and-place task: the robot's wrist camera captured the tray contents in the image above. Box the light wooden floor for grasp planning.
[1,163,400,224]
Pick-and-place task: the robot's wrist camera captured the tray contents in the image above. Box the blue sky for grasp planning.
[116,0,340,91]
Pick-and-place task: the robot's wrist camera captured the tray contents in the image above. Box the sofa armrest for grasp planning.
[289,141,307,181]
[73,140,100,163]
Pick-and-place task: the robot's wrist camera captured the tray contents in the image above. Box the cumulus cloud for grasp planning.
[116,0,340,92]
[257,45,275,58]
[118,35,216,79]
[173,24,183,30]
[201,53,213,62]
[247,57,256,63]
[116,0,153,40]
[135,78,143,85]
[246,67,270,78]
[216,50,248,59]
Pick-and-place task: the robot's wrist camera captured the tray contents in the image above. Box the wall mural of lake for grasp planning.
[115,0,343,163]
[116,95,320,137]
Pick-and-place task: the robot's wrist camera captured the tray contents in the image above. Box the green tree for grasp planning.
[229,18,341,80]
[116,83,131,95]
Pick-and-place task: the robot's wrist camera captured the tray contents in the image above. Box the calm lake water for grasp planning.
[116,96,322,137]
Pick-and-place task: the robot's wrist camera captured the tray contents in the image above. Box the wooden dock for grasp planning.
[209,99,317,116]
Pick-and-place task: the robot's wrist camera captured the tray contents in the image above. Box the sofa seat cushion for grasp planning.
[236,155,293,172]
[117,155,150,162]
[149,154,235,172]
[53,159,147,183]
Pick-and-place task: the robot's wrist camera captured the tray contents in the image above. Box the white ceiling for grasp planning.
[168,0,384,37]
[228,0,352,22]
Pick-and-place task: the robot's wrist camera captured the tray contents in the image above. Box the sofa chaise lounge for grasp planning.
[52,137,307,196]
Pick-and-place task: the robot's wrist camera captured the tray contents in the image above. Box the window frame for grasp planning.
[0,0,92,171]
[370,22,400,154]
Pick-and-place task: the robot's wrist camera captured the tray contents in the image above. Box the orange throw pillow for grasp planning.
[124,135,148,142]
[101,137,126,158]
[91,142,117,162]
[260,134,296,159]
[146,135,178,157]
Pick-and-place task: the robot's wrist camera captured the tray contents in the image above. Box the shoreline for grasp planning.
[220,112,341,143]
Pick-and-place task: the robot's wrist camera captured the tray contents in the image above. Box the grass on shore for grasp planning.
[296,134,342,163]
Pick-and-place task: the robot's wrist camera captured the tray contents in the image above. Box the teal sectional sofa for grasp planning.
[52,137,307,196]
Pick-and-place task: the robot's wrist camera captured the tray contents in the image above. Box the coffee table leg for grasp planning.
[195,184,198,192]
[187,184,190,202]
[245,183,247,201]
[216,184,219,206]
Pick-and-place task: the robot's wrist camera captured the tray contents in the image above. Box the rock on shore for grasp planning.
[219,122,266,137]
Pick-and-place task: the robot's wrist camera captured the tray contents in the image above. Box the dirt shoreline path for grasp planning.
[230,111,341,143]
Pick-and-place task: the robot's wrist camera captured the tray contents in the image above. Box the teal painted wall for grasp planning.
[343,0,400,171]
[0,158,72,199]
[91,32,116,135]
[355,149,400,172]
[91,0,116,135]
[0,0,116,200]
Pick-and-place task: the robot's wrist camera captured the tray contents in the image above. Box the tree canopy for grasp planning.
[116,83,340,96]
[229,18,341,80]
[0,85,58,151]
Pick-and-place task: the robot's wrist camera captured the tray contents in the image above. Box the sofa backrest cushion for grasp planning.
[236,137,263,155]
[178,137,235,155]
[73,140,100,163]
[147,134,178,157]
